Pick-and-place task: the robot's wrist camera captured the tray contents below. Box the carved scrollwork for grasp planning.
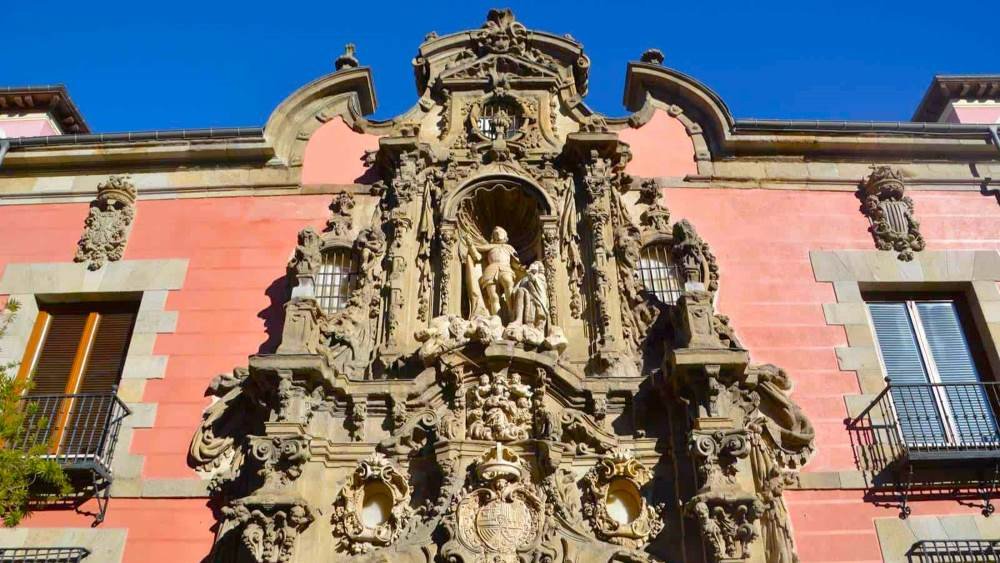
[325,191,356,238]
[250,435,311,489]
[331,453,415,554]
[687,497,764,562]
[74,175,137,270]
[859,165,925,261]
[581,448,663,549]
[223,498,314,563]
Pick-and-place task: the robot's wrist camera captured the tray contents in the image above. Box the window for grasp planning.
[17,301,137,456]
[316,248,358,313]
[636,243,683,305]
[867,297,999,448]
[477,99,521,140]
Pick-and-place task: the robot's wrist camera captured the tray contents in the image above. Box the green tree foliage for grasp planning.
[0,300,70,526]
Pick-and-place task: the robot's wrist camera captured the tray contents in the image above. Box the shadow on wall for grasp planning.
[257,276,288,354]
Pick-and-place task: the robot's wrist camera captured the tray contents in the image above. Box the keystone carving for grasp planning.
[859,165,925,261]
[581,447,664,549]
[222,498,314,563]
[74,175,137,270]
[331,453,415,554]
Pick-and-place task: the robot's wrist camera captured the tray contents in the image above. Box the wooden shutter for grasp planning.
[17,302,137,454]
[914,301,998,444]
[868,302,947,444]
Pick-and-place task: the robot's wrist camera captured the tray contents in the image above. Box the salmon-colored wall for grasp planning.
[621,109,698,178]
[301,117,380,185]
[2,187,999,561]
[0,194,332,557]
[667,188,1000,561]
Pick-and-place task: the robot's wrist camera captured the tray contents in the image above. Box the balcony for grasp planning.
[15,392,131,524]
[0,548,90,563]
[846,380,1000,517]
[907,539,1000,562]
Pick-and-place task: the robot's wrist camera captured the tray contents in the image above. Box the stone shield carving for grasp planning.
[449,444,546,562]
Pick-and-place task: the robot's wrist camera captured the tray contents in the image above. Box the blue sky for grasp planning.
[4,0,998,132]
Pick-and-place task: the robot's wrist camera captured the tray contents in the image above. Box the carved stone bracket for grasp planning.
[331,453,415,554]
[222,496,315,563]
[74,175,137,270]
[859,165,925,261]
[686,494,764,563]
[581,447,664,549]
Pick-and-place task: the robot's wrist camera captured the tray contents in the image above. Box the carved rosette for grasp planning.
[223,498,314,563]
[74,175,137,270]
[331,453,415,554]
[581,447,663,549]
[860,166,925,261]
[444,444,546,562]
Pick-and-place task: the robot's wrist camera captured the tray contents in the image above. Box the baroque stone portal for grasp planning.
[189,9,815,563]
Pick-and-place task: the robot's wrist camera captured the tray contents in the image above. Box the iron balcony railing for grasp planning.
[0,547,90,562]
[907,539,1000,562]
[848,380,1000,468]
[16,392,131,480]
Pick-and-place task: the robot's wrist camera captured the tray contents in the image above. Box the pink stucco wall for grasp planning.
[0,117,60,138]
[950,104,1000,124]
[3,187,998,560]
[301,117,380,185]
[621,109,698,178]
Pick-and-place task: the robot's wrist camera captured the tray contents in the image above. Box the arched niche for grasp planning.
[442,175,555,321]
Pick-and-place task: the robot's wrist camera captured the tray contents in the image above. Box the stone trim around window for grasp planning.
[0,259,207,498]
[0,528,126,563]
[790,250,1000,490]
[810,250,1000,403]
[875,514,1000,563]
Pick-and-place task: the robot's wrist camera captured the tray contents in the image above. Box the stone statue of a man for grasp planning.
[509,261,548,329]
[468,226,518,317]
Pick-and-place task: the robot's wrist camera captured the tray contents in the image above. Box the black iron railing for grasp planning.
[0,547,90,562]
[907,539,1000,562]
[848,381,1000,466]
[847,380,1000,518]
[14,391,131,523]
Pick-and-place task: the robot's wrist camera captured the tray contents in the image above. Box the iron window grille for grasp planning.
[316,247,358,313]
[907,539,1000,562]
[15,391,131,524]
[0,547,90,562]
[477,99,521,140]
[636,243,683,305]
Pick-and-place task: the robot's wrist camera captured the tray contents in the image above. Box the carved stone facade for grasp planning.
[187,10,815,563]
[74,175,137,270]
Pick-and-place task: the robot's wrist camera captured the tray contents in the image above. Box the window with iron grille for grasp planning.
[316,247,359,313]
[0,547,90,563]
[636,243,683,305]
[908,539,1000,562]
[866,297,1000,449]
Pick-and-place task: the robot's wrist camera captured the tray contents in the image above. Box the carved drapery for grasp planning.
[74,175,137,270]
[859,165,925,261]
